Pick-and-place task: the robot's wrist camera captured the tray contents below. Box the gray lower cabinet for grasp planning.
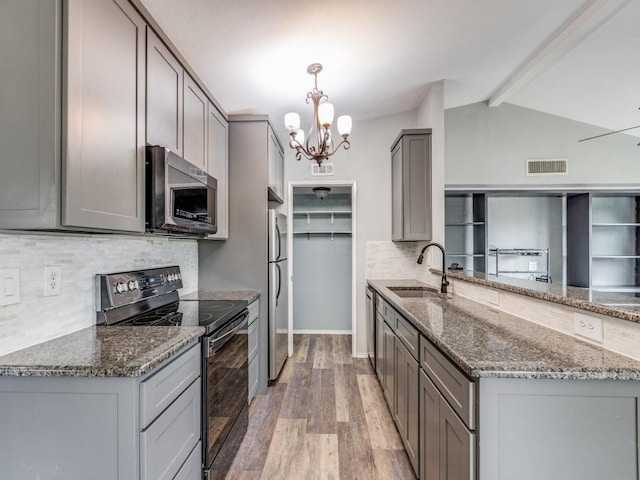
[375,309,385,381]
[420,370,475,480]
[391,129,432,242]
[63,0,146,232]
[395,336,419,476]
[0,342,201,480]
[382,320,396,411]
[248,299,260,402]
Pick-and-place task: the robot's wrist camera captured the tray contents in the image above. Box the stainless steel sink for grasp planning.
[387,286,439,298]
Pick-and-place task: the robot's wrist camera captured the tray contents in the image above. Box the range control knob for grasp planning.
[167,273,175,282]
[115,282,127,294]
[127,280,137,291]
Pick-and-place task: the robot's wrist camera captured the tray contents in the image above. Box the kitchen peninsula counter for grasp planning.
[0,325,204,377]
[368,279,640,381]
[445,270,640,322]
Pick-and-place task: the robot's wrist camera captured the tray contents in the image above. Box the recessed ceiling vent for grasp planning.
[526,158,568,176]
[311,162,335,176]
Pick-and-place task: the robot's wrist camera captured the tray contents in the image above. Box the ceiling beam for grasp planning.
[488,0,631,107]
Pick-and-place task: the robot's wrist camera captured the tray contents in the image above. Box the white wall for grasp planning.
[445,102,640,187]
[284,110,417,355]
[0,233,198,355]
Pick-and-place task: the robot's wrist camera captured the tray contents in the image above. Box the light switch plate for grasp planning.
[0,268,20,306]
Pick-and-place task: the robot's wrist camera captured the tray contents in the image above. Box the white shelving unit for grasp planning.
[292,209,352,238]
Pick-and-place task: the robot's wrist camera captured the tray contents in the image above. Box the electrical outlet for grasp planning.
[44,266,62,297]
[0,268,20,306]
[573,312,603,343]
[528,261,537,272]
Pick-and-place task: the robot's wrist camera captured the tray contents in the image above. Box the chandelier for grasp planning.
[284,63,352,166]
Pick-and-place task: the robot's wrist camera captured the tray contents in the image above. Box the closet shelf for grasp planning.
[293,231,352,240]
[445,222,485,227]
[293,210,352,215]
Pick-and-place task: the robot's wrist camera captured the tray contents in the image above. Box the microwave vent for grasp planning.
[311,163,335,176]
[526,158,568,176]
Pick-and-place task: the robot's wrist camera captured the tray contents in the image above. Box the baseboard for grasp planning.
[292,329,352,335]
[352,353,369,359]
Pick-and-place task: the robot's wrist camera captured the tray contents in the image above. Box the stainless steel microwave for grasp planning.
[145,146,217,236]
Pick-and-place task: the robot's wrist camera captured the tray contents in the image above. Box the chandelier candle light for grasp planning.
[284,63,352,166]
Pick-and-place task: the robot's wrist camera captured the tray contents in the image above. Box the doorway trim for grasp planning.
[287,180,357,358]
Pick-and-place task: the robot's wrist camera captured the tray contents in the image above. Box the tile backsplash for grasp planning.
[0,232,198,356]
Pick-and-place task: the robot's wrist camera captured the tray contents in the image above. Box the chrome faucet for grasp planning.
[417,242,450,294]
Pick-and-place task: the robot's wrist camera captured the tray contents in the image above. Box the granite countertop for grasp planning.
[368,279,640,381]
[0,326,204,377]
[445,270,640,323]
[180,289,261,303]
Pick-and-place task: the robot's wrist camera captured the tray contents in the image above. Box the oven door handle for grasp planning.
[206,311,249,358]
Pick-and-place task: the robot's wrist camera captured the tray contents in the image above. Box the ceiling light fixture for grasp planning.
[312,186,331,199]
[284,63,352,167]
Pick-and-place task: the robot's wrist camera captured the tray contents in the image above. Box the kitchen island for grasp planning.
[369,278,640,480]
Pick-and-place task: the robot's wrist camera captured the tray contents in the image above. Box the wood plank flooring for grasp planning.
[226,334,416,479]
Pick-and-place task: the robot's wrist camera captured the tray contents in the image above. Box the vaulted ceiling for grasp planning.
[140,0,640,138]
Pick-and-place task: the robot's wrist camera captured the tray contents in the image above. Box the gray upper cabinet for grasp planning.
[0,0,60,229]
[146,28,183,153]
[63,0,146,232]
[391,129,432,241]
[183,74,208,172]
[268,125,285,203]
[207,103,229,239]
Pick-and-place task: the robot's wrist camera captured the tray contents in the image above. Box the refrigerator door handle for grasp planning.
[275,223,282,261]
[275,263,281,306]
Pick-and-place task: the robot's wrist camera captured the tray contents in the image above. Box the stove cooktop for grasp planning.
[117,299,247,334]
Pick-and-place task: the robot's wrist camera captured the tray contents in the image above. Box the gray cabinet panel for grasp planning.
[0,0,61,228]
[375,310,384,380]
[480,377,640,480]
[383,320,396,411]
[420,370,441,480]
[440,397,475,480]
[174,441,202,480]
[391,129,432,241]
[207,103,229,238]
[183,74,207,171]
[146,28,183,153]
[63,0,145,232]
[396,338,419,475]
[267,125,284,202]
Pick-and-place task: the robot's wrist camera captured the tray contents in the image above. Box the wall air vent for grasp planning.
[311,162,335,176]
[526,158,568,176]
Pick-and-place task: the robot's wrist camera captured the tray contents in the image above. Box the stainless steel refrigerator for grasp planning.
[268,209,289,380]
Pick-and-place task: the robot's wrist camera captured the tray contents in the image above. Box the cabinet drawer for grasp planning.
[420,336,476,430]
[140,379,201,480]
[140,343,201,428]
[382,299,395,322]
[248,316,259,361]
[173,441,201,480]
[396,313,419,360]
[248,299,259,325]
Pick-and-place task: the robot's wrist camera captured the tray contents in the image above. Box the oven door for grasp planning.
[202,309,249,475]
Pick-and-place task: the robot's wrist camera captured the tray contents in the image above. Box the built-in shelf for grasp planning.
[445,222,485,227]
[444,192,487,273]
[293,231,351,240]
[293,210,352,215]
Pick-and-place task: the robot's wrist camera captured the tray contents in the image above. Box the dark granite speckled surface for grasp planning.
[368,279,640,381]
[180,289,261,302]
[445,270,640,323]
[0,326,204,377]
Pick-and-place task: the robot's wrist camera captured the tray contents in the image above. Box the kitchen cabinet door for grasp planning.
[206,103,229,239]
[382,321,396,412]
[375,310,385,381]
[268,125,285,202]
[183,74,208,172]
[63,0,146,232]
[0,0,61,229]
[420,369,441,480]
[395,338,419,475]
[146,28,183,153]
[391,129,432,241]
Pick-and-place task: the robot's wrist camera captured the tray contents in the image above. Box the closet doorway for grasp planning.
[287,181,356,358]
